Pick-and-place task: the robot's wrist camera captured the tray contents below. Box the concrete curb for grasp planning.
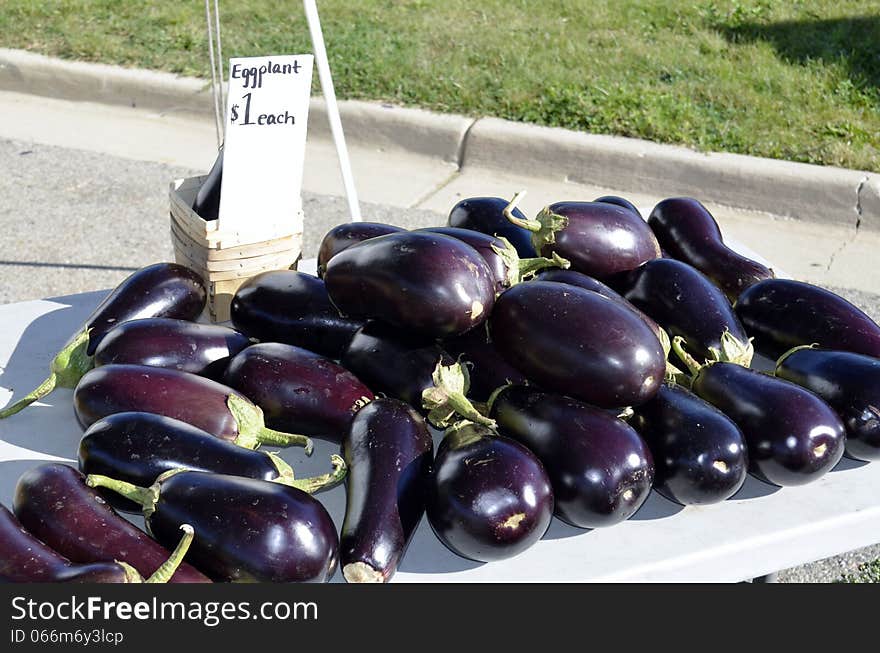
[1,48,876,228]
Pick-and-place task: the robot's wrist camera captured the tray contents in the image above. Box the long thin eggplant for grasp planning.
[426,420,553,562]
[648,197,774,302]
[631,384,748,505]
[325,231,496,338]
[317,222,405,278]
[775,347,880,461]
[0,262,207,418]
[13,463,210,583]
[74,364,313,451]
[442,325,529,402]
[489,385,653,528]
[93,318,251,379]
[223,343,374,442]
[230,270,363,359]
[340,398,433,583]
[489,281,665,408]
[87,459,347,583]
[448,196,537,258]
[192,146,223,221]
[341,321,493,428]
[735,279,880,359]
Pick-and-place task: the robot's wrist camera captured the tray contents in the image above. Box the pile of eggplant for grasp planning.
[3,192,879,584]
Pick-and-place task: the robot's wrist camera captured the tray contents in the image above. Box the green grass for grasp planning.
[840,559,880,583]
[1,1,878,171]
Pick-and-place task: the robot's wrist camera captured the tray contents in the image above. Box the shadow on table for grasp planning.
[730,476,781,500]
[832,456,869,473]
[397,518,485,575]
[631,490,685,521]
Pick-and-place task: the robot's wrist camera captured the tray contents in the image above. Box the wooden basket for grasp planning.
[169,175,303,322]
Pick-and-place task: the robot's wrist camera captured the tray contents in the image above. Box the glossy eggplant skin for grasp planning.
[13,464,209,583]
[595,195,642,218]
[735,279,880,359]
[775,349,880,461]
[147,472,338,582]
[224,343,374,441]
[691,363,845,487]
[448,196,537,258]
[317,222,405,277]
[416,227,514,293]
[490,386,653,528]
[325,232,496,338]
[230,270,363,359]
[340,399,433,583]
[648,198,774,302]
[426,423,553,562]
[631,384,748,505]
[0,504,130,583]
[616,258,748,362]
[93,318,250,380]
[490,281,665,408]
[442,326,529,402]
[192,147,223,221]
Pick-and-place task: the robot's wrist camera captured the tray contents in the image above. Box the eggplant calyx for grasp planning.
[445,419,496,448]
[265,451,297,482]
[671,331,754,377]
[86,474,160,518]
[279,454,347,494]
[528,206,569,253]
[145,524,195,584]
[343,561,386,584]
[664,360,693,389]
[227,395,314,454]
[422,360,496,428]
[774,343,820,371]
[517,251,570,284]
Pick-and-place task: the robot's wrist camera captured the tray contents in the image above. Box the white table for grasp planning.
[2,271,879,583]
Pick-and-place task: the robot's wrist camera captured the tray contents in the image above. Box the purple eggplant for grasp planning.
[490,281,665,408]
[489,385,653,528]
[426,420,553,562]
[74,364,313,451]
[341,321,492,428]
[595,195,642,218]
[735,279,880,359]
[223,343,374,442]
[687,362,845,486]
[0,262,207,418]
[631,384,748,505]
[13,463,210,583]
[230,270,363,359]
[776,347,880,461]
[448,196,537,258]
[87,458,346,583]
[442,325,529,402]
[93,318,251,380]
[648,198,774,302]
[192,146,223,221]
[317,222,405,277]
[340,398,433,583]
[325,231,496,338]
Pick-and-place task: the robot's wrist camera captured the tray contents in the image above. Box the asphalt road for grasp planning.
[0,136,878,582]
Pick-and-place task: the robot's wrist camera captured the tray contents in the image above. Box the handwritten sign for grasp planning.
[218,54,314,245]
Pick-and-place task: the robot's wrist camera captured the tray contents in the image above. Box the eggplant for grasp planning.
[630,384,748,505]
[615,258,752,366]
[341,321,492,428]
[735,279,880,359]
[775,347,880,461]
[489,385,653,528]
[447,196,537,258]
[426,421,553,562]
[93,318,251,379]
[687,361,845,486]
[340,398,433,583]
[13,463,210,583]
[648,197,774,302]
[230,270,363,359]
[87,458,347,583]
[416,226,568,293]
[595,195,642,218]
[324,231,496,338]
[223,343,374,441]
[317,222,405,277]
[442,325,529,402]
[0,504,193,583]
[74,364,313,451]
[192,146,223,221]
[0,262,207,418]
[489,281,665,408]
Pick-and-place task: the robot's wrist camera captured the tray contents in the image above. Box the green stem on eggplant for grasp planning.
[277,454,347,494]
[144,524,195,583]
[86,474,160,517]
[517,251,570,281]
[503,191,569,253]
[118,562,145,583]
[445,419,493,448]
[774,343,820,371]
[226,395,314,454]
[422,361,496,428]
[671,330,756,378]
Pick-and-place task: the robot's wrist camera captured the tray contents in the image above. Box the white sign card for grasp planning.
[218,54,314,245]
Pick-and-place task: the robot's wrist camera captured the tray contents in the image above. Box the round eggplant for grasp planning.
[74,364,313,451]
[489,386,653,528]
[341,398,434,583]
[689,362,845,487]
[442,325,529,402]
[489,281,665,408]
[324,231,496,338]
[776,347,880,461]
[0,262,207,418]
[426,421,553,562]
[631,384,748,505]
[230,270,363,359]
[448,196,537,258]
[735,279,880,359]
[595,195,642,218]
[317,222,405,277]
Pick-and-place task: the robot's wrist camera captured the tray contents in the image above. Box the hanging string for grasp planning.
[213,0,226,121]
[204,0,224,148]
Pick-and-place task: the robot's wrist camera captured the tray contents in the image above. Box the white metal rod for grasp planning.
[303,0,362,220]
